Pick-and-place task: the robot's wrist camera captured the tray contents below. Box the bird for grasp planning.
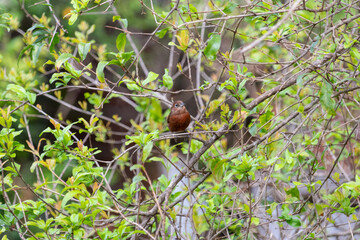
[167,100,191,132]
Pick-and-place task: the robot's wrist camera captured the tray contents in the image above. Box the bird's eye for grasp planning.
[175,103,180,107]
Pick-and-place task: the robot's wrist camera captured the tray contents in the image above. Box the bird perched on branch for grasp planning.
[167,100,191,132]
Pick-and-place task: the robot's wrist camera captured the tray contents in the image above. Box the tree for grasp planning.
[1,0,360,239]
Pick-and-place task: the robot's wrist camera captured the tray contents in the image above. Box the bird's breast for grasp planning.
[168,111,191,132]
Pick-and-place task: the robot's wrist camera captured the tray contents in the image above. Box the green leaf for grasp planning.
[116,33,127,53]
[113,16,121,22]
[55,53,73,71]
[204,34,221,61]
[274,158,285,171]
[266,202,278,215]
[350,47,360,60]
[286,217,301,227]
[285,186,300,199]
[162,69,173,89]
[96,61,108,83]
[130,164,144,171]
[120,19,128,29]
[212,159,227,183]
[61,190,83,209]
[68,12,78,25]
[142,71,158,86]
[27,23,46,32]
[343,33,356,48]
[319,81,336,115]
[223,2,237,14]
[31,43,44,65]
[248,122,257,136]
[30,161,39,173]
[124,79,141,91]
[279,205,301,227]
[7,84,26,99]
[259,110,274,130]
[73,228,85,239]
[1,234,9,240]
[298,104,304,113]
[26,92,37,104]
[78,42,91,61]
[117,51,134,65]
[18,45,32,66]
[188,4,198,13]
[158,174,170,189]
[156,28,168,39]
[112,16,128,28]
[4,162,20,174]
[133,175,146,184]
[7,84,36,104]
[142,141,153,162]
[147,156,165,165]
[49,33,59,52]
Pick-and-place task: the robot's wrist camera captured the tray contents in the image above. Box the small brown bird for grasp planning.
[167,100,191,132]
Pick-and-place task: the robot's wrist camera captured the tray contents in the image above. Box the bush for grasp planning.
[1,0,360,239]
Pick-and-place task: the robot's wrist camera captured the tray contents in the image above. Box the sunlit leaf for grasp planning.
[204,34,221,61]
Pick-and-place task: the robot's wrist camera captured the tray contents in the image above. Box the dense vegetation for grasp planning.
[1,0,360,239]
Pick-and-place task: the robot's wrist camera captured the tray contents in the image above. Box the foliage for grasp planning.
[1,0,360,239]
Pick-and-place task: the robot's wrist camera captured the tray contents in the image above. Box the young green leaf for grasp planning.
[55,53,73,71]
[116,33,127,53]
[96,61,108,83]
[156,28,168,39]
[319,81,336,115]
[142,71,158,86]
[78,42,91,61]
[162,69,173,89]
[31,43,44,65]
[204,34,221,61]
[68,12,78,25]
